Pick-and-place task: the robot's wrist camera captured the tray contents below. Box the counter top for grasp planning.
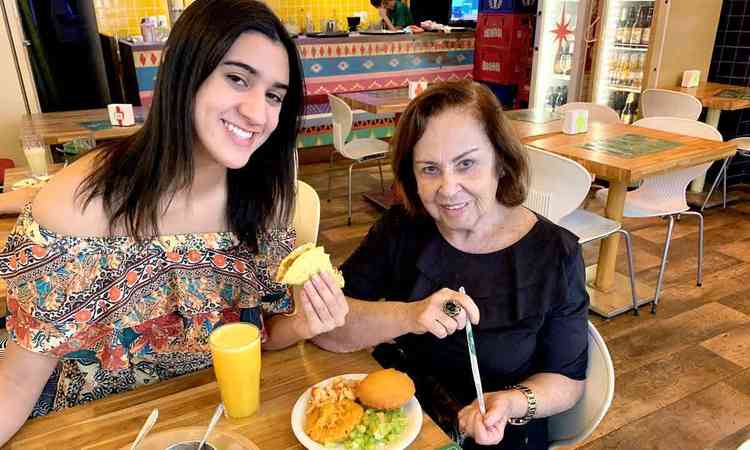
[116,30,474,49]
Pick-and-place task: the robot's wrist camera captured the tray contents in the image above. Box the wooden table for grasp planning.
[506,109,563,143]
[336,88,411,116]
[527,122,737,317]
[665,81,750,193]
[3,343,454,449]
[666,81,750,124]
[20,108,145,145]
[4,164,65,191]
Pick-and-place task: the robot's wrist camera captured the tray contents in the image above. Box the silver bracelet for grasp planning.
[507,384,536,425]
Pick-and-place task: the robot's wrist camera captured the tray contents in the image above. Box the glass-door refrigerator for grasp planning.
[592,0,655,123]
[529,0,594,111]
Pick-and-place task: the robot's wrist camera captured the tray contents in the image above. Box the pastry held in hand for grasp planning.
[275,243,345,287]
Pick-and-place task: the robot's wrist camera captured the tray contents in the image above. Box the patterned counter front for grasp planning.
[118,31,475,148]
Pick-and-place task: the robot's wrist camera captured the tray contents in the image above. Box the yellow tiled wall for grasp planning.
[94,0,169,38]
[267,0,376,33]
[94,0,393,37]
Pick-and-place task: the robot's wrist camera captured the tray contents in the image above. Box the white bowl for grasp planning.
[290,373,423,450]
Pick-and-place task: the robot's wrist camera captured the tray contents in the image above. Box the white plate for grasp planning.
[11,177,39,190]
[738,439,750,450]
[11,175,52,191]
[291,373,423,450]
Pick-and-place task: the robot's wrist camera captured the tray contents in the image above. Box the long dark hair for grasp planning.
[78,0,304,251]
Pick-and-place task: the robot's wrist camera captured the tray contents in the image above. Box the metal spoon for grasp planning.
[130,408,159,450]
[198,403,224,450]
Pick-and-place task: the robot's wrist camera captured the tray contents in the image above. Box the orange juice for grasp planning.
[209,323,261,418]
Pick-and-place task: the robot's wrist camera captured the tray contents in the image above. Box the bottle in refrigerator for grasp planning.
[620,92,637,124]
[614,51,629,86]
[627,52,640,86]
[621,8,636,46]
[640,6,654,45]
[632,53,645,88]
[630,7,644,45]
[549,87,557,110]
[615,7,629,44]
[608,51,618,84]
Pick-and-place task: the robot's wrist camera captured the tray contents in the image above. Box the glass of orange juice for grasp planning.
[208,322,261,419]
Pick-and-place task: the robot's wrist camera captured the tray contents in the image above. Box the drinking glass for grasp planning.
[208,323,261,419]
[21,135,49,178]
[560,54,573,75]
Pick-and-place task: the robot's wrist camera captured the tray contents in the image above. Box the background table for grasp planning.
[20,108,145,145]
[665,81,750,193]
[527,123,736,317]
[4,164,64,191]
[507,109,563,143]
[2,343,454,450]
[336,88,411,116]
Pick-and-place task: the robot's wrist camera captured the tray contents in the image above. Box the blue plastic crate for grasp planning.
[478,80,518,109]
[479,0,537,13]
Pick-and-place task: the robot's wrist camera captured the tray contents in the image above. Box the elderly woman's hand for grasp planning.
[292,272,349,340]
[410,288,480,339]
[457,391,515,446]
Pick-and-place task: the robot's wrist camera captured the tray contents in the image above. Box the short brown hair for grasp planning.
[391,80,528,215]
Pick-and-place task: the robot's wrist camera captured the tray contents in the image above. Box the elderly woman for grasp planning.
[313,80,589,449]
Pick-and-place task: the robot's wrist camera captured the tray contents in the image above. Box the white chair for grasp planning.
[524,147,639,315]
[548,321,615,449]
[701,136,750,210]
[596,117,722,313]
[558,102,622,124]
[293,180,320,246]
[328,94,389,225]
[641,89,703,120]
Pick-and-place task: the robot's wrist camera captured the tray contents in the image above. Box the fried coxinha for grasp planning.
[276,243,345,287]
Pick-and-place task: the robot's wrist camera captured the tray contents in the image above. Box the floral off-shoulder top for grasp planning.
[0,204,294,417]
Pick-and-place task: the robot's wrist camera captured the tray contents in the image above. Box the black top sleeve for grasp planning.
[340,210,398,301]
[341,207,429,302]
[536,240,589,380]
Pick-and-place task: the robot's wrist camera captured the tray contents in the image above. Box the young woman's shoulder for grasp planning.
[32,152,110,237]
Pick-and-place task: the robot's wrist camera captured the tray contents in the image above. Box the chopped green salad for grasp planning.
[336,407,408,450]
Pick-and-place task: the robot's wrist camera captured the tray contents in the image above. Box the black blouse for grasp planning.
[341,206,589,450]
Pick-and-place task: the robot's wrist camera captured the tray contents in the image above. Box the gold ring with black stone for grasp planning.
[442,300,463,318]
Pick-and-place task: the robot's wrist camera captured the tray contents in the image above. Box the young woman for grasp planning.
[0,0,346,444]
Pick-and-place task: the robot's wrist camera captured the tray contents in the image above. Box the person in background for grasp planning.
[409,0,451,25]
[0,0,347,445]
[370,0,414,30]
[313,80,589,449]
